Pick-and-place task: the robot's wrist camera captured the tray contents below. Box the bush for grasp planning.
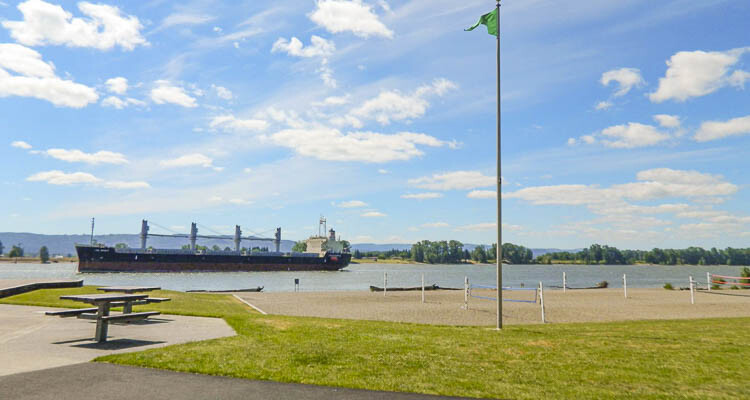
[731,285,740,290]
[711,284,721,290]
[596,280,608,288]
[663,283,674,290]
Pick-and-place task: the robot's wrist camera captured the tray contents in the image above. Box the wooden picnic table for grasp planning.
[57,293,158,343]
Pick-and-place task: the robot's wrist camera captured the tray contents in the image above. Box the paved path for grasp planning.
[0,363,477,400]
[0,304,235,376]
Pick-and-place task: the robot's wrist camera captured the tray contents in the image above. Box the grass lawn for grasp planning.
[3,286,749,399]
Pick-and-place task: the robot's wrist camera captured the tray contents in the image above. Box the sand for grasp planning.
[235,288,750,326]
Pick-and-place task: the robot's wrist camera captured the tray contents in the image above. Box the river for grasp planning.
[1,262,746,292]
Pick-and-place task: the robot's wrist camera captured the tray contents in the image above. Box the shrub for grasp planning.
[711,284,721,290]
[731,285,740,290]
[663,283,674,290]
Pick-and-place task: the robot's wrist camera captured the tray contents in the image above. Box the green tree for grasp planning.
[39,246,50,263]
[353,249,362,259]
[224,246,232,251]
[212,245,221,251]
[115,243,129,249]
[9,245,24,258]
[292,241,307,252]
[0,240,4,255]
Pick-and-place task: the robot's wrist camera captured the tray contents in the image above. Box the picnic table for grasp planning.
[97,286,167,313]
[48,293,160,342]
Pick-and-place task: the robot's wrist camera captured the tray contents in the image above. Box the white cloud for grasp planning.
[377,169,389,174]
[694,115,750,142]
[101,96,145,109]
[209,196,252,206]
[26,170,148,189]
[44,148,128,164]
[595,100,613,110]
[209,114,268,132]
[211,84,233,100]
[600,68,644,97]
[649,47,750,103]
[314,95,349,106]
[467,190,496,199]
[653,114,680,128]
[105,77,128,94]
[159,13,214,30]
[3,0,147,51]
[309,0,393,39]
[361,211,386,217]
[160,153,221,171]
[272,35,335,58]
[422,222,449,228]
[566,137,577,146]
[11,140,32,149]
[400,192,443,200]
[0,43,98,108]
[243,168,252,174]
[334,200,367,208]
[150,80,197,108]
[350,78,457,125]
[409,170,494,191]
[505,168,737,206]
[269,128,450,163]
[600,122,670,148]
[455,222,497,231]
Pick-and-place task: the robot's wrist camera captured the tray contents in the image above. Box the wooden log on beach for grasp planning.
[187,286,263,293]
[369,284,461,292]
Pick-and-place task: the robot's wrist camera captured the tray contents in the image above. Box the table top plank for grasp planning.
[97,286,160,293]
[60,293,149,304]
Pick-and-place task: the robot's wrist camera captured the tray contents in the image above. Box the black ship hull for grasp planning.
[76,245,351,273]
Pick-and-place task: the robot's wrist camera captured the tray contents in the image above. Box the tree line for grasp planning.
[352,241,534,265]
[0,241,51,263]
[536,244,750,265]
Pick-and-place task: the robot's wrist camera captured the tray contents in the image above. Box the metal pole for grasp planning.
[495,0,503,331]
[623,274,627,298]
[707,272,711,291]
[563,272,567,293]
[90,218,95,245]
[539,281,546,323]
[689,276,695,304]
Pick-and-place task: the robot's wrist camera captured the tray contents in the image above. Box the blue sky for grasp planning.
[1,0,749,249]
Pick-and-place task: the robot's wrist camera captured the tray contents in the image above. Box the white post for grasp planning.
[689,275,695,305]
[539,281,546,323]
[464,276,469,310]
[563,271,567,293]
[421,273,425,304]
[384,272,387,296]
[623,273,627,299]
[707,272,711,292]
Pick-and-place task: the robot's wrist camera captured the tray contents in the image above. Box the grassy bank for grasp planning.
[3,287,749,399]
[0,256,77,263]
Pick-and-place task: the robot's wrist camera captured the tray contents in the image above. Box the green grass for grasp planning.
[3,287,749,399]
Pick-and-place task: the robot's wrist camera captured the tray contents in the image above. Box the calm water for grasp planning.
[1,262,746,292]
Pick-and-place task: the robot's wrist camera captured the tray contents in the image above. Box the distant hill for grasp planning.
[0,233,296,256]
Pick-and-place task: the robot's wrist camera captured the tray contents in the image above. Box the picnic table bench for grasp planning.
[97,286,170,313]
[46,293,161,342]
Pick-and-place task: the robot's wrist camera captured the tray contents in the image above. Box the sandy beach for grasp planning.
[236,288,750,326]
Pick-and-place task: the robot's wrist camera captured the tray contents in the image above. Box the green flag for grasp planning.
[465,8,498,36]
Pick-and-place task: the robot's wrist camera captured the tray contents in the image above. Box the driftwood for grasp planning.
[187,286,263,293]
[548,280,609,290]
[369,284,461,292]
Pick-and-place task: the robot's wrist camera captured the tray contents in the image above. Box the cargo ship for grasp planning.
[76,219,351,273]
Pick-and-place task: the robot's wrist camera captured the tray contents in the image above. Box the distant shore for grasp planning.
[0,257,77,264]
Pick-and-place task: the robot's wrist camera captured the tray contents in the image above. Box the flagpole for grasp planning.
[495,0,502,330]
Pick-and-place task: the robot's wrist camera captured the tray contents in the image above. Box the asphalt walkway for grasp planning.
[0,363,477,400]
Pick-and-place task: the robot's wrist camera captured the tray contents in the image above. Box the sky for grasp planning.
[1,0,749,249]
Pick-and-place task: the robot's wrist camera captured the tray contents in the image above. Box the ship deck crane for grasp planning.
[140,220,281,252]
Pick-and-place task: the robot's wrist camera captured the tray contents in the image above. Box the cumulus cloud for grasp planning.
[422,222,449,228]
[309,0,393,39]
[2,0,147,51]
[150,80,197,108]
[160,153,221,171]
[694,114,750,142]
[0,43,98,108]
[272,35,335,58]
[649,47,750,103]
[600,67,645,97]
[467,190,496,199]
[350,78,457,125]
[361,210,386,217]
[105,77,128,94]
[269,128,451,163]
[26,170,148,189]
[101,96,145,109]
[455,222,496,231]
[400,192,443,200]
[334,200,367,208]
[211,84,232,100]
[314,95,349,106]
[600,122,670,148]
[653,114,681,128]
[409,170,494,191]
[595,101,613,111]
[11,140,32,149]
[209,114,268,132]
[44,148,128,164]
